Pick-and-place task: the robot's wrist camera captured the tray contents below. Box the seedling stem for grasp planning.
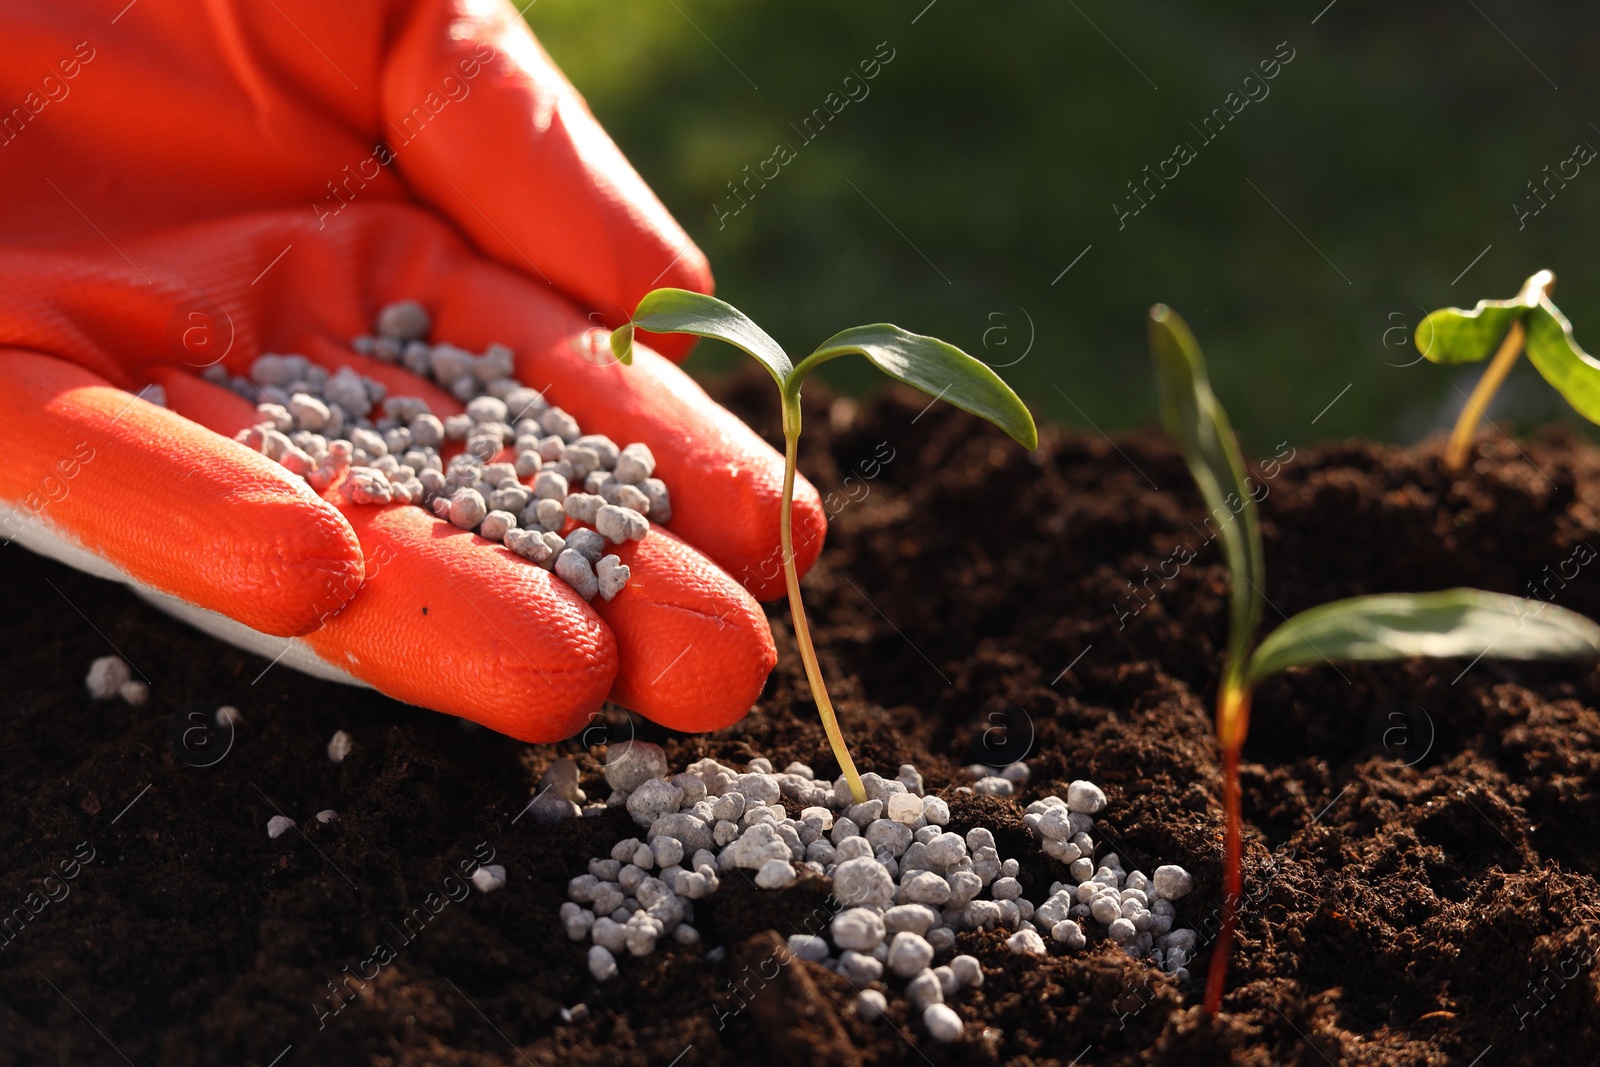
[1445,319,1525,470]
[780,414,866,802]
[1440,270,1553,471]
[1206,682,1249,1015]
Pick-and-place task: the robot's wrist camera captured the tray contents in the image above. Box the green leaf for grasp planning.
[1414,269,1553,365]
[793,324,1038,449]
[609,288,792,385]
[1148,305,1264,685]
[1246,588,1600,684]
[1414,303,1525,366]
[1523,297,1600,424]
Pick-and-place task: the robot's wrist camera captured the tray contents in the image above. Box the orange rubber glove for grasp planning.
[0,0,827,742]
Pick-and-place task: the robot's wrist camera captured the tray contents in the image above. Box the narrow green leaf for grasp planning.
[609,288,793,385]
[794,324,1038,449]
[1246,588,1600,684]
[1414,269,1552,365]
[1523,297,1600,424]
[1148,305,1264,684]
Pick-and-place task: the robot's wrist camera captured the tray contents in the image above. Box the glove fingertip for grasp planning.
[302,503,618,741]
[592,528,776,733]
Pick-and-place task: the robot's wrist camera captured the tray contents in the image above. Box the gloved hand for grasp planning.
[0,0,826,742]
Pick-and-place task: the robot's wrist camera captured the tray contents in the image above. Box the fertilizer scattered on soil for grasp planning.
[471,864,508,893]
[559,744,1194,1043]
[82,655,130,700]
[326,729,353,763]
[83,655,147,706]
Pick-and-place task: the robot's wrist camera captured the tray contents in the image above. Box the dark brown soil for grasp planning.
[2,372,1598,1066]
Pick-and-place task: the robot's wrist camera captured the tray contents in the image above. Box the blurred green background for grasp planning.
[527,1,1600,453]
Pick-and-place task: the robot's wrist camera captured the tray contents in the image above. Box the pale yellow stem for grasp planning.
[1445,319,1526,472]
[781,428,866,803]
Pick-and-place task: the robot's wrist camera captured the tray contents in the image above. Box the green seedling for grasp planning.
[1150,304,1600,1014]
[613,290,1037,803]
[1416,269,1600,471]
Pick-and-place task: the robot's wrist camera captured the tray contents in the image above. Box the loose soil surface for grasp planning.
[2,372,1598,1066]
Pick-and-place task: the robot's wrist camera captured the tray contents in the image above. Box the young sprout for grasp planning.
[1150,304,1600,1014]
[612,289,1038,802]
[1415,269,1600,470]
